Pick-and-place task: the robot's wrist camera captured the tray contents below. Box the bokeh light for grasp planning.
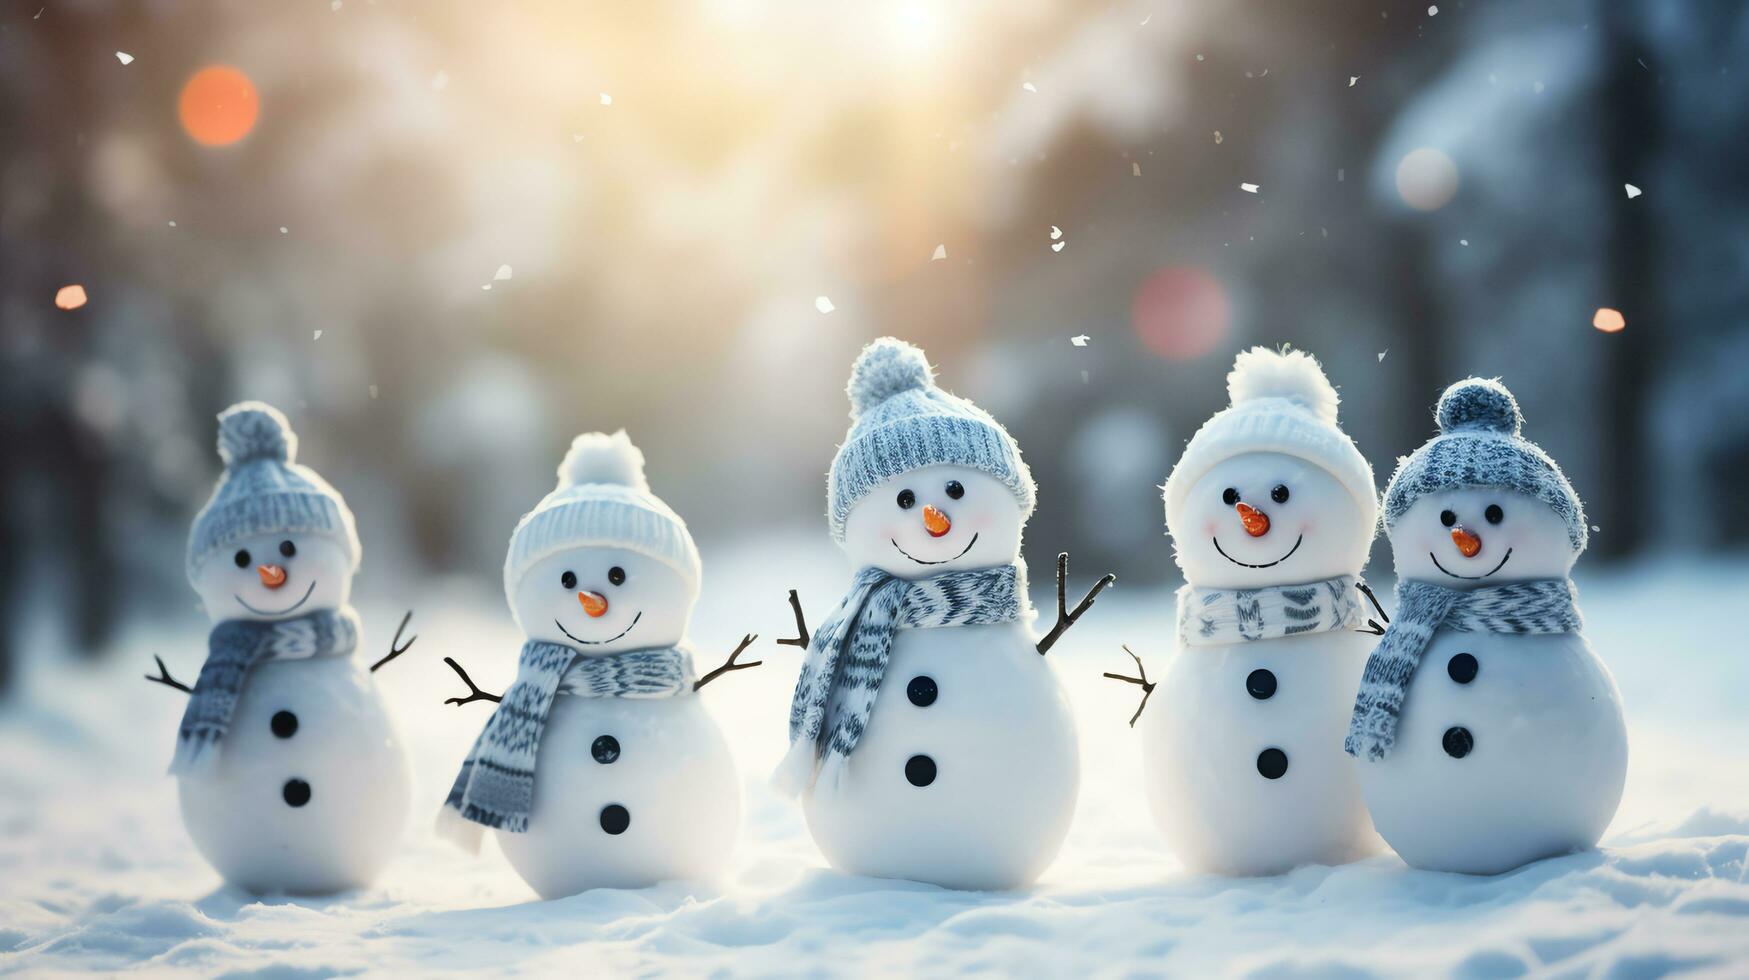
[1395,147,1459,211]
[1131,266,1230,361]
[1593,307,1626,333]
[178,65,259,147]
[53,284,88,310]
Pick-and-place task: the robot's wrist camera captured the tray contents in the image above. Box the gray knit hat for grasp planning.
[827,338,1035,541]
[1383,378,1587,551]
[186,402,361,582]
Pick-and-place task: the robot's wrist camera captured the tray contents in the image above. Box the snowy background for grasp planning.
[3,0,1748,976]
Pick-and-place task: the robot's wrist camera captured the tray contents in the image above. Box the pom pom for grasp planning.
[1226,347,1340,425]
[1435,378,1522,435]
[216,401,295,466]
[556,430,649,491]
[847,337,934,417]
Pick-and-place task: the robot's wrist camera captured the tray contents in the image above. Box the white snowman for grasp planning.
[151,401,412,895]
[773,338,1113,891]
[438,431,758,900]
[1346,378,1627,875]
[1112,347,1384,876]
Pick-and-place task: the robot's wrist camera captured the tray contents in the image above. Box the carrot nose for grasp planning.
[1451,525,1482,558]
[1235,502,1270,537]
[578,590,609,617]
[922,504,952,538]
[257,564,287,589]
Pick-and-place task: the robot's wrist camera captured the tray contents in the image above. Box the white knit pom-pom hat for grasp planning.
[502,430,701,604]
[1162,347,1377,528]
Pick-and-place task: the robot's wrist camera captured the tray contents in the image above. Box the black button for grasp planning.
[282,778,312,807]
[1256,748,1289,780]
[1246,668,1277,700]
[907,676,938,707]
[591,735,620,764]
[271,710,298,738]
[905,754,936,787]
[599,804,630,835]
[1443,727,1474,759]
[1447,653,1479,685]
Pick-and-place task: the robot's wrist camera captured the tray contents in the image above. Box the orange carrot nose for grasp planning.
[1451,525,1482,558]
[257,564,287,589]
[1235,502,1270,537]
[578,590,609,617]
[922,504,952,538]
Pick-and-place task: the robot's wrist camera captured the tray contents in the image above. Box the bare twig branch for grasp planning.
[1357,619,1388,637]
[694,634,761,691]
[1036,552,1116,655]
[370,610,418,672]
[775,590,810,649]
[443,657,502,705]
[144,654,193,694]
[1356,582,1390,625]
[1102,645,1156,727]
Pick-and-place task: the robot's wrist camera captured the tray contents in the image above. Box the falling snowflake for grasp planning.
[279,226,288,234]
[369,384,379,400]
[815,296,835,314]
[1022,82,1037,93]
[494,264,513,281]
[600,93,613,106]
[1214,130,1223,144]
[1460,238,1470,246]
[1071,334,1090,347]
[1049,225,1063,240]
[1051,242,1065,253]
[1427,4,1438,15]
[167,220,177,227]
[115,51,134,65]
[54,285,87,310]
[931,244,947,261]
[1624,184,1642,199]
[313,330,323,341]
[1240,182,1259,193]
[1139,13,1151,25]
[1377,349,1388,363]
[1132,162,1142,176]
[1349,75,1360,87]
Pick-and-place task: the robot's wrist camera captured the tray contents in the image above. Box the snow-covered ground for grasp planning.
[4,541,1748,977]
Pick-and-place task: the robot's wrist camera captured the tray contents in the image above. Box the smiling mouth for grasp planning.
[1212,534,1303,569]
[891,532,979,566]
[557,610,643,646]
[234,579,318,617]
[1431,548,1513,580]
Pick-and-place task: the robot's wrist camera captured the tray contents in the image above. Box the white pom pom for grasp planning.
[556,430,649,491]
[847,337,934,416]
[1226,347,1340,425]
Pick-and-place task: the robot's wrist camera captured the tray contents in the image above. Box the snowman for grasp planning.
[773,337,1114,890]
[438,430,760,899]
[1346,378,1627,874]
[147,402,413,895]
[1111,347,1384,876]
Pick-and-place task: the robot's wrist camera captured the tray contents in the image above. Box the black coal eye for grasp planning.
[1485,504,1504,525]
[1440,510,1457,528]
[1222,488,1240,506]
[1271,485,1290,504]
[279,540,296,558]
[560,570,577,590]
[234,549,251,569]
[897,489,916,509]
[608,566,626,586]
[945,480,964,500]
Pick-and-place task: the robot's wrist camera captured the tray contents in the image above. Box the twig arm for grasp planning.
[1035,552,1117,655]
[145,655,193,695]
[1355,583,1390,636]
[443,657,502,705]
[693,634,762,691]
[1103,645,1157,727]
[776,590,810,649]
[370,610,418,672]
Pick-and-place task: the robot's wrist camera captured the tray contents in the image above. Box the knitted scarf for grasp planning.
[1345,578,1581,761]
[773,564,1026,797]
[1177,575,1364,647]
[438,640,696,852]
[171,606,360,775]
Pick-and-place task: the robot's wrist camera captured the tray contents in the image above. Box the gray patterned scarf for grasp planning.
[171,607,360,776]
[438,640,695,852]
[1177,575,1364,646]
[773,564,1027,797]
[1345,578,1581,761]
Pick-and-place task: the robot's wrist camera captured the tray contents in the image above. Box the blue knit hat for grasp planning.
[827,337,1035,541]
[503,430,701,604]
[1383,378,1587,552]
[186,402,361,582]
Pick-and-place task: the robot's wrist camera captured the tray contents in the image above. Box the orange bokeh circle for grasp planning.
[179,65,259,147]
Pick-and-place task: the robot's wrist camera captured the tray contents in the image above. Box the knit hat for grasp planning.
[1383,377,1587,552]
[827,337,1035,541]
[1163,347,1377,528]
[503,430,702,604]
[186,402,361,582]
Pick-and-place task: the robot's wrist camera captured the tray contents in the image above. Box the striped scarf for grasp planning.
[1177,575,1364,647]
[773,564,1027,797]
[438,640,695,852]
[171,607,359,775]
[1345,578,1581,761]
